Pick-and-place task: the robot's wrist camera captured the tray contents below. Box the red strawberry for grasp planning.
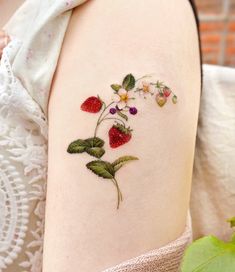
[81,96,103,113]
[109,123,132,148]
[163,87,171,97]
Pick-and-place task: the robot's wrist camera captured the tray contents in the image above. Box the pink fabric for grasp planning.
[103,217,192,272]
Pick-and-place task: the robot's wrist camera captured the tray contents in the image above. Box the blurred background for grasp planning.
[0,0,234,67]
[195,0,235,67]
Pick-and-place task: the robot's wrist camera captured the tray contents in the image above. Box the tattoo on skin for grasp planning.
[67,73,178,209]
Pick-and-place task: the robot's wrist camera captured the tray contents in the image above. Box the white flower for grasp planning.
[34,201,46,219]
[138,80,154,96]
[112,88,135,109]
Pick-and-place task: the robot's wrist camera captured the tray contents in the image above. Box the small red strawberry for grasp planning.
[109,123,132,148]
[163,87,171,97]
[81,96,103,113]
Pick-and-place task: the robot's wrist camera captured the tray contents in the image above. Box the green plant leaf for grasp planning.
[181,235,235,272]
[117,110,128,121]
[85,137,104,148]
[67,139,88,154]
[111,84,122,92]
[227,217,235,228]
[86,160,115,179]
[85,147,105,158]
[112,156,139,172]
[122,74,136,91]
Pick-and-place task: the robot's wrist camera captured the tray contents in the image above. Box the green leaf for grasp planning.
[227,217,235,228]
[181,235,235,272]
[112,156,139,172]
[85,137,104,148]
[67,139,88,154]
[111,84,122,92]
[122,74,136,91]
[85,147,105,158]
[86,160,115,179]
[117,110,128,121]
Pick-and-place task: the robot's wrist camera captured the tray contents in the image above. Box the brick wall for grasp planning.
[195,0,235,67]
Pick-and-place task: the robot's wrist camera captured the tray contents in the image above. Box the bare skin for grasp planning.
[43,0,201,271]
[0,30,10,58]
[0,0,23,57]
[0,0,25,28]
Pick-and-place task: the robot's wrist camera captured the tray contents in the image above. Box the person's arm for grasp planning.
[43,0,201,271]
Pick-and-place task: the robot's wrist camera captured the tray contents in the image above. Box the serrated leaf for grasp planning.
[85,147,105,158]
[85,137,104,148]
[181,235,235,272]
[117,110,128,121]
[112,156,138,172]
[122,74,136,91]
[67,139,88,154]
[86,160,115,179]
[111,84,122,92]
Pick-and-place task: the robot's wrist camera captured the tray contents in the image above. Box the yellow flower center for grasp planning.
[143,84,150,93]
[120,94,128,102]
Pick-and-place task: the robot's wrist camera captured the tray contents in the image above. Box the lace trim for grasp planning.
[0,38,48,271]
[0,155,29,269]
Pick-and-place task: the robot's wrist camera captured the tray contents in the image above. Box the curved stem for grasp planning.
[114,178,123,201]
[136,74,154,82]
[98,112,110,124]
[101,117,126,126]
[94,101,114,138]
[111,179,120,209]
[112,177,123,209]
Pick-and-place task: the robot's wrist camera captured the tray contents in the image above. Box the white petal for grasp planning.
[118,88,127,95]
[117,101,126,109]
[112,94,120,102]
[127,90,134,98]
[149,85,155,93]
[143,80,150,86]
[138,80,148,88]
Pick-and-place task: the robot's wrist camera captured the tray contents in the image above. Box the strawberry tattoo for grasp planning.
[109,123,132,148]
[67,73,178,209]
[163,87,171,97]
[81,96,103,113]
[156,93,167,107]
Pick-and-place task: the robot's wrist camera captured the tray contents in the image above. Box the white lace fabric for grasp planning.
[0,38,47,272]
[0,0,88,271]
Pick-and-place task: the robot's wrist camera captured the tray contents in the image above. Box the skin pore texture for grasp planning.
[43,0,201,271]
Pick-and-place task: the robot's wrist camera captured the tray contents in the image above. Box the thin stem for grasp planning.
[114,177,123,201]
[112,177,123,209]
[98,112,110,124]
[135,74,154,82]
[101,117,126,126]
[112,179,120,209]
[94,101,114,138]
